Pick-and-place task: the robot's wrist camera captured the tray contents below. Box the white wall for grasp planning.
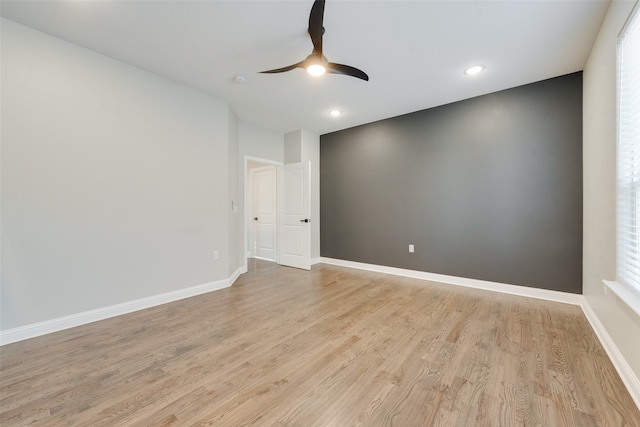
[239,121,284,164]
[284,130,302,164]
[1,19,233,330]
[583,0,640,379]
[228,108,241,275]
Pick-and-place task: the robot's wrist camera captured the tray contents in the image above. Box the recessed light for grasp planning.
[330,110,342,117]
[464,65,484,76]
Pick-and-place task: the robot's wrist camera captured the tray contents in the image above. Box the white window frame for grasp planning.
[605,1,640,317]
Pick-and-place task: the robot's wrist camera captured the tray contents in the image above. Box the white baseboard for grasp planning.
[580,300,640,409]
[319,257,583,305]
[230,265,248,284]
[0,266,247,346]
[311,257,322,265]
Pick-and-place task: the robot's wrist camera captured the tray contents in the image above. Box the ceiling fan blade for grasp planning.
[327,62,369,81]
[259,61,305,74]
[260,1,369,82]
[308,0,325,54]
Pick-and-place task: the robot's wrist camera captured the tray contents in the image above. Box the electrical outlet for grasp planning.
[409,244,414,253]
[213,251,219,260]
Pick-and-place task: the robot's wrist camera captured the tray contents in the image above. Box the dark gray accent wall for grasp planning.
[320,72,583,293]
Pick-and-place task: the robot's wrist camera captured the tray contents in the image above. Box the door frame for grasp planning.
[243,156,283,268]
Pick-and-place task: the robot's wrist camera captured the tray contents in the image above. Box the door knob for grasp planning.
[254,217,258,221]
[300,219,310,223]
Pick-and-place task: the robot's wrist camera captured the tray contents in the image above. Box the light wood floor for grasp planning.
[1,260,639,426]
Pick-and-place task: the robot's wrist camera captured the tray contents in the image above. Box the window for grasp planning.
[608,2,640,316]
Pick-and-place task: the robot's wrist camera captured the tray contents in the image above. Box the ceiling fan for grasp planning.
[260,0,369,81]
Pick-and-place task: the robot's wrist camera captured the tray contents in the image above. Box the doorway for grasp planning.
[244,156,311,270]
[249,163,277,261]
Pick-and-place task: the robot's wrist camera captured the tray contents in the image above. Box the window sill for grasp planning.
[603,280,640,318]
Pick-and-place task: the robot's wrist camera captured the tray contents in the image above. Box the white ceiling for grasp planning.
[1,0,610,135]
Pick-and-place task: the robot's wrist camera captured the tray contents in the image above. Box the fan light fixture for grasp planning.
[305,54,328,76]
[259,0,369,81]
[465,65,484,75]
[307,64,326,76]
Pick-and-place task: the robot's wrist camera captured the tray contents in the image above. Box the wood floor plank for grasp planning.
[1,259,639,426]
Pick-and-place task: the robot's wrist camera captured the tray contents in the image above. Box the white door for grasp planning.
[278,161,311,270]
[251,166,277,261]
